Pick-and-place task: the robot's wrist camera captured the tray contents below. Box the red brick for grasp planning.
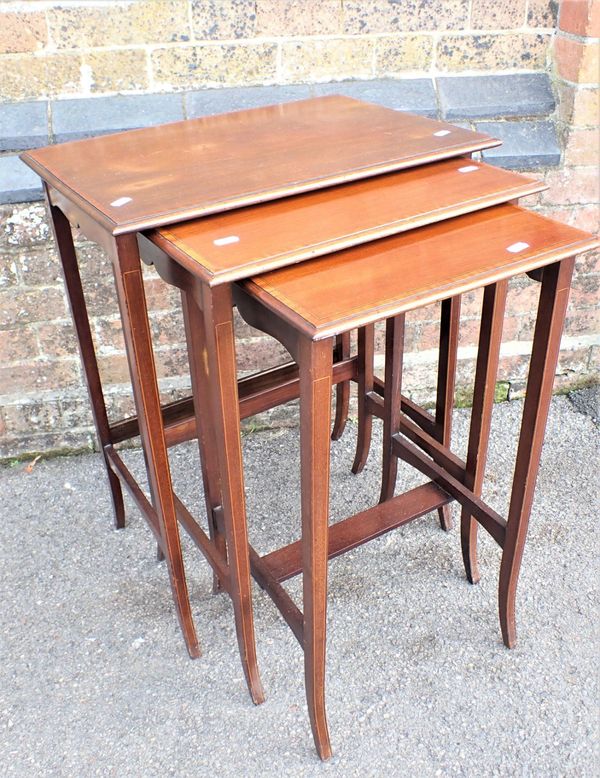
[154,345,190,379]
[142,277,181,311]
[556,82,598,127]
[542,166,600,207]
[37,321,80,360]
[0,326,39,364]
[460,288,485,318]
[554,35,599,82]
[505,278,541,316]
[568,272,600,307]
[564,128,600,166]
[82,279,122,318]
[0,252,18,288]
[16,247,62,287]
[98,354,131,385]
[0,359,81,395]
[235,337,291,372]
[557,346,594,374]
[1,399,62,435]
[576,249,600,273]
[0,204,51,249]
[149,309,186,347]
[93,317,126,353]
[565,305,600,335]
[0,287,66,329]
[559,0,600,37]
[539,205,599,234]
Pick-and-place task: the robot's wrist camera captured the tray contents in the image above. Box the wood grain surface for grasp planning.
[21,96,499,235]
[149,158,544,285]
[241,204,598,339]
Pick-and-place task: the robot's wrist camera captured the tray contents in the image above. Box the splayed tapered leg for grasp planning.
[299,335,334,760]
[499,259,574,648]
[460,281,507,585]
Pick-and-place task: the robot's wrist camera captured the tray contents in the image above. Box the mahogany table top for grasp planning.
[148,158,545,286]
[21,96,498,236]
[241,204,599,340]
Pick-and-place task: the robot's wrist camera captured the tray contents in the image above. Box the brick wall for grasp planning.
[1,0,557,100]
[0,0,598,459]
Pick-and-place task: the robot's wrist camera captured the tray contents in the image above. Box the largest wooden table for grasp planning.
[22,96,504,703]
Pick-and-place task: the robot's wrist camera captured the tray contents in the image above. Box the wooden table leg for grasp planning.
[331,332,350,440]
[379,315,405,503]
[45,191,125,530]
[435,295,461,531]
[110,234,200,659]
[181,291,227,594]
[499,258,575,648]
[460,281,508,585]
[352,324,375,474]
[196,281,265,705]
[298,334,334,760]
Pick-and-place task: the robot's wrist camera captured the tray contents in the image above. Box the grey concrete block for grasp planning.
[0,155,43,203]
[185,85,312,118]
[314,78,438,117]
[0,101,49,152]
[477,120,561,169]
[437,73,555,120]
[52,93,185,143]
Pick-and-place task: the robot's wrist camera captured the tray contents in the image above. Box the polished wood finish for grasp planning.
[235,207,598,758]
[351,324,375,474]
[147,159,543,285]
[24,92,598,761]
[331,332,351,440]
[110,232,200,660]
[242,204,597,339]
[45,185,125,530]
[298,335,334,760]
[379,315,405,503]
[435,296,461,531]
[461,282,508,584]
[260,482,451,584]
[499,258,575,648]
[22,97,499,236]
[186,280,265,704]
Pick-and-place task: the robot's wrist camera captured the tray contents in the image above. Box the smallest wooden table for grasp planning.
[231,203,598,758]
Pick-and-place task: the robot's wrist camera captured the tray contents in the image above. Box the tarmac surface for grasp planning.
[1,390,599,777]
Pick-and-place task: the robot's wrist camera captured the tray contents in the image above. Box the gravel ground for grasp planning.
[1,393,599,777]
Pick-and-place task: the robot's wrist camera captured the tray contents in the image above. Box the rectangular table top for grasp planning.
[241,204,599,339]
[147,158,545,286]
[21,96,499,236]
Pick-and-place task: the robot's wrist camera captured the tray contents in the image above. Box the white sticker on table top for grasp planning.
[506,242,530,254]
[213,235,240,247]
[110,196,132,207]
[458,165,479,173]
[433,130,451,137]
